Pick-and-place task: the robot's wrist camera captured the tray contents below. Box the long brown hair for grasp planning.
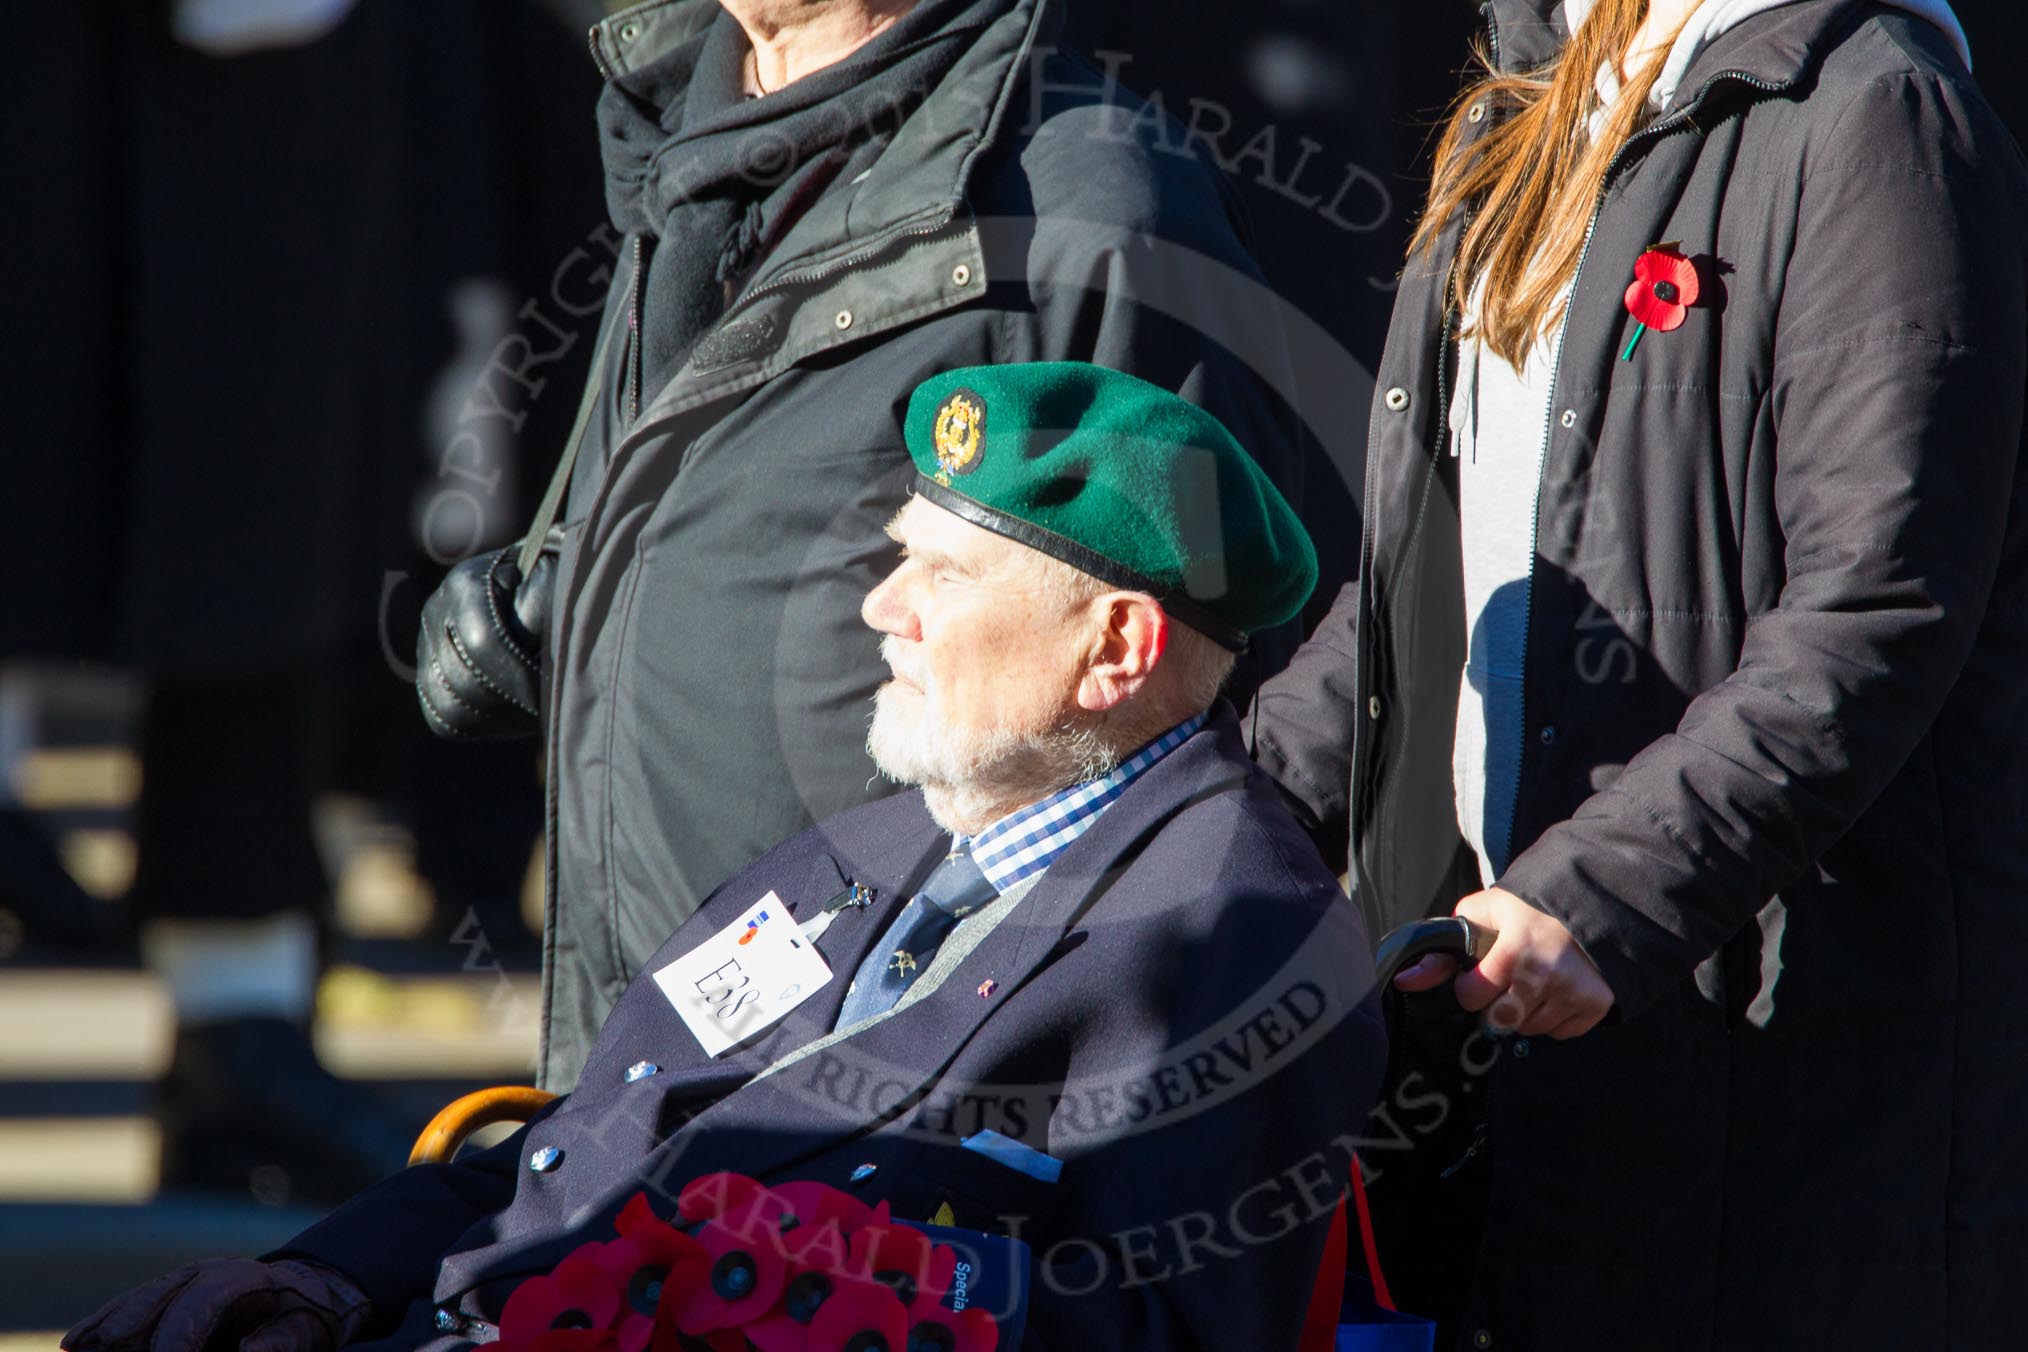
[1409,0,1680,364]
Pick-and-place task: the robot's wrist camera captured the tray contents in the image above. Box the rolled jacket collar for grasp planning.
[589,0,719,83]
[587,0,1054,280]
[590,0,1047,94]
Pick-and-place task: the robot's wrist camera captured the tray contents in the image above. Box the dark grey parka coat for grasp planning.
[1253,1,2028,1346]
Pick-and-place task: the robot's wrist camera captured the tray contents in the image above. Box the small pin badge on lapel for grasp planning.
[826,882,876,915]
[801,882,877,941]
[977,979,997,999]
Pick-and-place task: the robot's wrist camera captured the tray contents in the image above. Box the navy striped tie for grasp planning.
[835,844,998,1027]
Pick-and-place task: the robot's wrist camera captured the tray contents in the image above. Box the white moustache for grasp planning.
[878,639,927,690]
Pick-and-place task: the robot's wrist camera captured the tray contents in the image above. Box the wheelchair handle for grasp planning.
[1373,915,1498,988]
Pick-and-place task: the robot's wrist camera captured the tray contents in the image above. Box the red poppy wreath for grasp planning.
[496,1175,1008,1352]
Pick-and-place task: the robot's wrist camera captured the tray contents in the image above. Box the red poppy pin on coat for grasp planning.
[1622,244,1700,360]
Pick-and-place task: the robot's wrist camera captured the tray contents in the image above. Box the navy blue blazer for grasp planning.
[281,709,1386,1349]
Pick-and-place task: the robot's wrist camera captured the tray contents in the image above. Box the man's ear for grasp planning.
[1076,593,1168,713]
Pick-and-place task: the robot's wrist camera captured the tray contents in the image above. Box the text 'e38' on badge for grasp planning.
[933,388,986,484]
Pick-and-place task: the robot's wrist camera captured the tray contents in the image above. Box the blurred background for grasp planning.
[0,0,2018,1339]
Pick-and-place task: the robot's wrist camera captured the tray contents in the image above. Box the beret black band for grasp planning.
[913,475,1251,652]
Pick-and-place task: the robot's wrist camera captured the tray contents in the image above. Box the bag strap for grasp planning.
[1300,1154,1400,1352]
[1299,1176,1351,1352]
[1347,1154,1396,1311]
[515,243,636,577]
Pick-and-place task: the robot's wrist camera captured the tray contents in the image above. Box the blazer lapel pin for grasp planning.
[799,882,876,941]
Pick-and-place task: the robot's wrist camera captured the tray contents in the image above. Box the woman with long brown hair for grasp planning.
[1256,0,2025,1345]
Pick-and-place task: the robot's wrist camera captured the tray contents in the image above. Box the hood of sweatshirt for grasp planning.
[1565,0,1971,107]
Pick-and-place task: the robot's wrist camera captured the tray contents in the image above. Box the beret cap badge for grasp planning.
[931,389,986,484]
[903,362,1319,651]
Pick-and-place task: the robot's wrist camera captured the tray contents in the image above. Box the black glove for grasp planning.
[63,1258,371,1352]
[415,528,562,742]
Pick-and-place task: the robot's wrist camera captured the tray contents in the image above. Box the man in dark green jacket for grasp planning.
[417,0,1306,1089]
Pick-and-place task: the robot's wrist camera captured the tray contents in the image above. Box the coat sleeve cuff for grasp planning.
[1494,834,1711,1021]
[260,1127,532,1332]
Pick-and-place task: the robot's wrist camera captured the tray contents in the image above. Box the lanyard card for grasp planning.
[652,892,833,1058]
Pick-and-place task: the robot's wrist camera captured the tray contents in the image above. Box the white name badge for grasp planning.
[652,892,834,1058]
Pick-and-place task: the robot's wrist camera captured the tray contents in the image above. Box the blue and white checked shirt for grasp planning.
[833,713,1207,1027]
[965,712,1206,893]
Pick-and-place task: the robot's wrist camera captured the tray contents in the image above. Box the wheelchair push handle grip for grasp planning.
[1372,915,1498,988]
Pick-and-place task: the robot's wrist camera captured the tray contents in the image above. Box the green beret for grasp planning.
[903,362,1315,650]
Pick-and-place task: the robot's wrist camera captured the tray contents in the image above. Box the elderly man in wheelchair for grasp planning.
[66,364,1387,1352]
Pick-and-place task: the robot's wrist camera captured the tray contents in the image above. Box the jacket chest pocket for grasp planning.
[878,1136,1068,1238]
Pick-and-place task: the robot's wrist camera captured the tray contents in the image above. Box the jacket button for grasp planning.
[618,21,640,42]
[1473,1332,1493,1349]
[1367,695,1382,720]
[1559,408,1578,428]
[834,309,854,330]
[1539,725,1557,746]
[951,264,972,287]
[625,1060,660,1083]
[529,1146,563,1173]
[1468,102,1486,123]
[1512,1038,1531,1058]
[1384,386,1410,412]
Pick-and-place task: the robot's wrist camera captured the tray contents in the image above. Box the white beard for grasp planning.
[865,665,1121,835]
